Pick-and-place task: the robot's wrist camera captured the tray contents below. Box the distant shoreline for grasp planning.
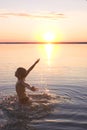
[0,42,87,44]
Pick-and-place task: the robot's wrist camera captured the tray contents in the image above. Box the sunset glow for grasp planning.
[0,0,87,42]
[43,32,55,42]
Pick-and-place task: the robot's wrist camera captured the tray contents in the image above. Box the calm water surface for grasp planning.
[0,44,87,130]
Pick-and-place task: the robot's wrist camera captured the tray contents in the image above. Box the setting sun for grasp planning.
[43,32,55,42]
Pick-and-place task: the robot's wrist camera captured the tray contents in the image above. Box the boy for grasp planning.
[15,59,40,104]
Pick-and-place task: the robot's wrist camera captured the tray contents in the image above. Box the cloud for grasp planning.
[0,12,65,20]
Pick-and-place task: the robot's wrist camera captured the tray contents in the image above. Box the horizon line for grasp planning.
[0,42,87,44]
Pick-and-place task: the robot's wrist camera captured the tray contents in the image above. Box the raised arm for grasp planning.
[25,59,40,77]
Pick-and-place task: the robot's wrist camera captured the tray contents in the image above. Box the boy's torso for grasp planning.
[16,81,27,99]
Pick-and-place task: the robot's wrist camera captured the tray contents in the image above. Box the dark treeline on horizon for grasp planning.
[0,42,87,44]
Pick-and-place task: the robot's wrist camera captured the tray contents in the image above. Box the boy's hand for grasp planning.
[31,86,38,91]
[35,58,40,64]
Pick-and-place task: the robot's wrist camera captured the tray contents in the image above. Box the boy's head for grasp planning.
[15,67,27,79]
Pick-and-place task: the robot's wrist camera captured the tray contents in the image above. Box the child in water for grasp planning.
[15,59,40,105]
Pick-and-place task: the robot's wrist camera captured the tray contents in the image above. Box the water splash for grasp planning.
[0,92,56,130]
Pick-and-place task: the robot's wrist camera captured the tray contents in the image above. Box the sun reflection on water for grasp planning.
[45,43,54,59]
[38,43,59,66]
[45,43,54,65]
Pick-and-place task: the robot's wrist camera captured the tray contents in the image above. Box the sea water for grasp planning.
[0,43,87,130]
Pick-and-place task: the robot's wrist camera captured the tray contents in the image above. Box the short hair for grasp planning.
[15,67,27,79]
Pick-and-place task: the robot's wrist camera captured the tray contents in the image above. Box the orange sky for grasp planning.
[0,0,87,42]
